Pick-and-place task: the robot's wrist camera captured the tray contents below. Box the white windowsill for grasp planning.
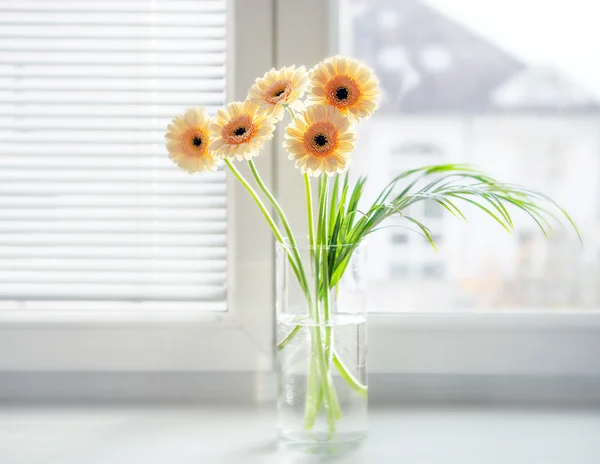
[1,403,599,463]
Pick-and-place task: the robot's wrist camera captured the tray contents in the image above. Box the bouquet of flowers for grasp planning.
[165,56,577,446]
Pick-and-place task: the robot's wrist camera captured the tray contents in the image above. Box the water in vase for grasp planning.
[277,313,367,453]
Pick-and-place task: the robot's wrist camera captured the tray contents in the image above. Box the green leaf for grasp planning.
[311,163,580,299]
[435,198,466,220]
[448,193,513,234]
[403,216,438,251]
[328,174,339,239]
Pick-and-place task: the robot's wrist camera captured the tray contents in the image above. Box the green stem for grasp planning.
[311,326,337,431]
[303,177,330,430]
[319,177,334,385]
[320,177,341,420]
[225,159,303,286]
[274,173,368,397]
[305,173,315,252]
[316,176,341,426]
[332,351,368,398]
[304,354,320,430]
[277,325,300,352]
[287,105,316,263]
[320,175,330,320]
[247,159,311,300]
[277,338,368,395]
[303,178,326,429]
[314,379,324,418]
[226,159,283,243]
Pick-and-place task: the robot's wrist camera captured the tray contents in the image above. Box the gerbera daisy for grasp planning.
[283,104,357,176]
[210,100,276,161]
[307,56,380,122]
[164,108,220,174]
[247,65,308,121]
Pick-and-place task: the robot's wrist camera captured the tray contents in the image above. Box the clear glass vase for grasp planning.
[276,239,367,454]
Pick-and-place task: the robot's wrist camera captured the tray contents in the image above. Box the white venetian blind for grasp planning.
[0,0,228,311]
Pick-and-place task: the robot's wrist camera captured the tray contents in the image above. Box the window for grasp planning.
[338,0,599,313]
[0,0,228,311]
[390,233,409,245]
[0,0,276,372]
[2,0,600,384]
[423,263,444,280]
[390,263,409,279]
[423,200,444,218]
[392,141,442,156]
[429,234,442,245]
[327,0,600,376]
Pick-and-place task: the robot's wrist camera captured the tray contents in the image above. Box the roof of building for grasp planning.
[350,0,600,114]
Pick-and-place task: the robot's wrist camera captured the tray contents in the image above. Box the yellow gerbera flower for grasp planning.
[283,105,357,176]
[247,65,308,121]
[307,56,380,122]
[164,108,220,174]
[209,100,276,161]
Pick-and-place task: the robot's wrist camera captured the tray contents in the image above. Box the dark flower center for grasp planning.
[192,136,202,147]
[335,87,349,100]
[314,134,328,147]
[274,89,285,97]
[234,127,247,136]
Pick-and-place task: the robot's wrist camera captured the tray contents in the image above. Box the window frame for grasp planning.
[0,0,276,372]
[2,0,600,383]
[275,0,600,378]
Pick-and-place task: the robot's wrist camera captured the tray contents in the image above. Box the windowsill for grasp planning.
[1,403,599,463]
[2,372,600,405]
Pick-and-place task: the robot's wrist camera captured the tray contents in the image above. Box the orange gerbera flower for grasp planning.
[209,100,276,161]
[283,104,357,176]
[164,108,220,173]
[308,56,380,122]
[248,65,308,121]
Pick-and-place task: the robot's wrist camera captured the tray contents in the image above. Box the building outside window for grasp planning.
[343,0,600,312]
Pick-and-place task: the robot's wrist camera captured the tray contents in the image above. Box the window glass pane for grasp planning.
[390,233,409,245]
[390,263,409,279]
[423,200,443,218]
[339,0,596,312]
[423,262,444,280]
[0,0,229,311]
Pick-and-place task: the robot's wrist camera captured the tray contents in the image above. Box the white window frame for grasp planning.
[0,0,276,373]
[275,0,600,378]
[2,0,600,383]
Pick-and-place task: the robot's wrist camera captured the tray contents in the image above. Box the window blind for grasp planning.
[0,0,228,310]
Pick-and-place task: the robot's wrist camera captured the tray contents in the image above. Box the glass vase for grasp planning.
[276,239,367,454]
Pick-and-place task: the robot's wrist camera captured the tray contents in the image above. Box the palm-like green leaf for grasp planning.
[324,164,580,291]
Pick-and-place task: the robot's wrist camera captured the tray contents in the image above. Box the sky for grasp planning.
[424,0,600,98]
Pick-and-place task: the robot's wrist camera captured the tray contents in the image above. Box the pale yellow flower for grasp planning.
[164,108,220,174]
[248,65,308,121]
[283,105,357,176]
[307,56,380,123]
[209,100,276,161]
